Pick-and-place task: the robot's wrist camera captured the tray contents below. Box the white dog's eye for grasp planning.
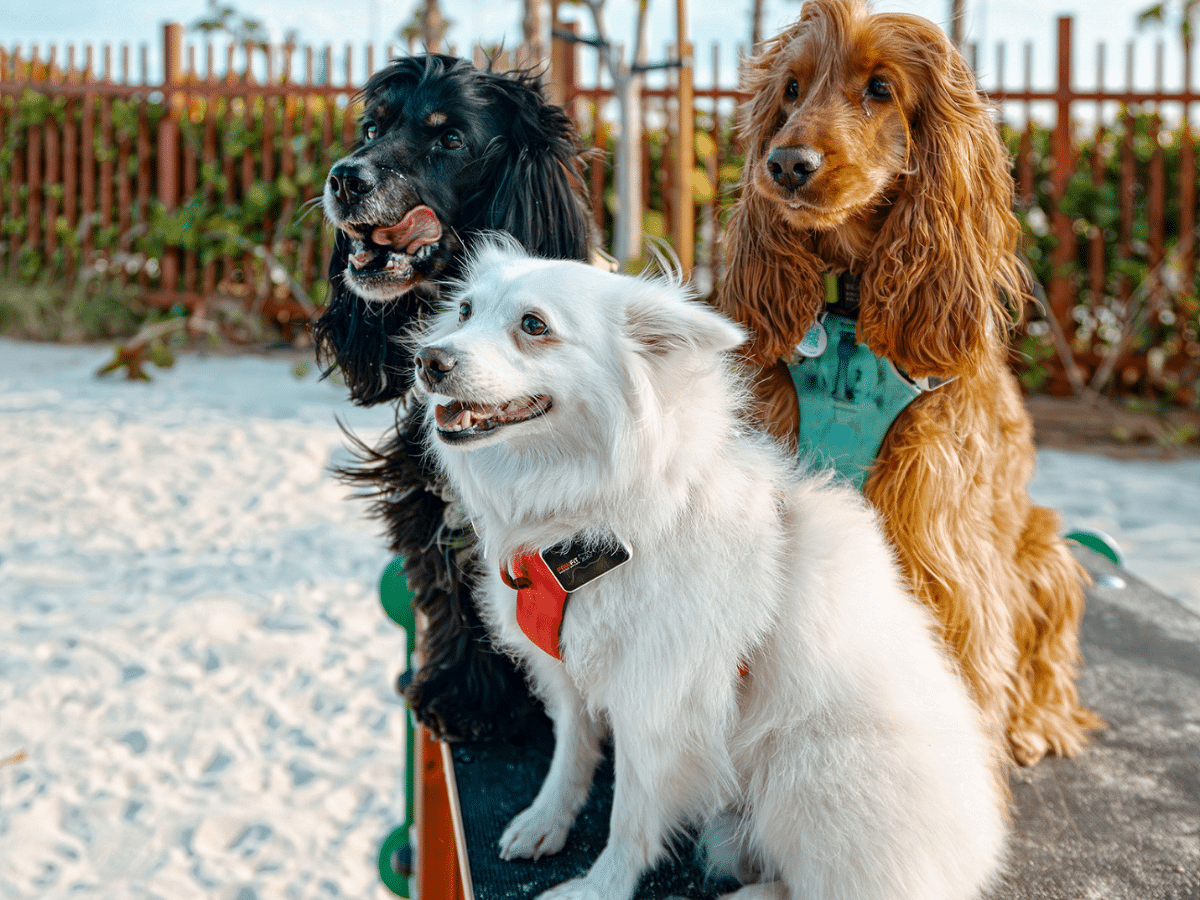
[458,301,472,323]
[521,313,548,336]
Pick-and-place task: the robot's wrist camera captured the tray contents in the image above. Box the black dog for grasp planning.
[317,55,593,740]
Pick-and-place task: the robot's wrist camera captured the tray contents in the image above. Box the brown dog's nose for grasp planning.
[766,145,823,191]
[415,346,457,387]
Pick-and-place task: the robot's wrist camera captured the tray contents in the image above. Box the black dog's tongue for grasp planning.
[371,206,442,255]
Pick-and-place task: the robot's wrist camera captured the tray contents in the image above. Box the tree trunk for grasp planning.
[612,57,644,263]
[751,0,764,48]
[949,0,965,47]
[422,0,448,53]
[523,0,545,66]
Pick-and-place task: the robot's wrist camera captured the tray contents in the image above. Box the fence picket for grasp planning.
[1088,134,1107,302]
[0,60,7,273]
[299,77,317,296]
[135,98,150,290]
[63,95,78,280]
[98,77,114,272]
[25,100,43,270]
[80,90,95,270]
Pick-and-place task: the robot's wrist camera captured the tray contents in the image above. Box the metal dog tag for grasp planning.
[794,316,828,358]
[540,534,632,593]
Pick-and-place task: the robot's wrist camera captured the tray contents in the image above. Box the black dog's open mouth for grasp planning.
[435,396,553,442]
[339,205,443,294]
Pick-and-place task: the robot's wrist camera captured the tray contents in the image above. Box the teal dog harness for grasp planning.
[787,275,951,490]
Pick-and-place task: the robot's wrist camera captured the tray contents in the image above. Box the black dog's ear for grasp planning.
[314,229,418,405]
[471,73,593,262]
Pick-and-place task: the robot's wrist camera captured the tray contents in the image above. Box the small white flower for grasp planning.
[1025,207,1049,236]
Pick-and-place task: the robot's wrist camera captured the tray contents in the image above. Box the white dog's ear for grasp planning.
[624,284,747,359]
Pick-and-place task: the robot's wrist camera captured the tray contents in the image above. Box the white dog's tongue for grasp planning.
[438,403,496,430]
[372,205,442,255]
[436,398,552,433]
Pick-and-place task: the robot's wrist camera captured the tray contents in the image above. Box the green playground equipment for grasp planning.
[378,557,416,898]
[1065,529,1124,568]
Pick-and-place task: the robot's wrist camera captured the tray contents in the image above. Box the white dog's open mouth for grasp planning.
[435,396,553,442]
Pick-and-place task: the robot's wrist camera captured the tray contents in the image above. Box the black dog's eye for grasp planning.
[441,131,465,150]
[866,77,892,101]
[784,79,799,102]
[520,313,548,336]
[362,121,378,142]
[458,301,472,323]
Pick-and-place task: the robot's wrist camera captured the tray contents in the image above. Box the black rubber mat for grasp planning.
[449,548,1200,900]
[448,718,739,900]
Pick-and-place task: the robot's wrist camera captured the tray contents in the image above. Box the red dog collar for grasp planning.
[502,549,567,659]
[501,535,632,660]
[500,539,750,677]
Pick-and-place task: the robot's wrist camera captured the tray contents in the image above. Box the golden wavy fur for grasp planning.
[716,0,1102,765]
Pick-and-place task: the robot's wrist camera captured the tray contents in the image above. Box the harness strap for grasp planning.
[788,273,953,490]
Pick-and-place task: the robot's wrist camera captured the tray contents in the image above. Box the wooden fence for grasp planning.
[559,16,1200,400]
[1,25,381,335]
[2,18,1199,400]
[980,17,1200,399]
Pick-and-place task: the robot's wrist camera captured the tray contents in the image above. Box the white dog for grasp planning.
[414,236,1006,900]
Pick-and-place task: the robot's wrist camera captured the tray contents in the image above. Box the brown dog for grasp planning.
[716,0,1101,764]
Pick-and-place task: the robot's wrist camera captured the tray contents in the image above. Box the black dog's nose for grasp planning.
[415,346,457,386]
[766,145,823,191]
[327,163,373,204]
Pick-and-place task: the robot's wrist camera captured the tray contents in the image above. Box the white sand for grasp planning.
[0,339,401,900]
[1030,448,1200,615]
[0,338,1196,899]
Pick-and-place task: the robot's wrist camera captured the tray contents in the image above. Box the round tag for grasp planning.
[794,318,828,358]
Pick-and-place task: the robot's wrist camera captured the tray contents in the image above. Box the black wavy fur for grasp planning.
[316,55,593,741]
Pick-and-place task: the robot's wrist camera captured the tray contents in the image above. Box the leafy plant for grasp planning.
[1003,114,1200,406]
[1,88,353,347]
[0,273,146,341]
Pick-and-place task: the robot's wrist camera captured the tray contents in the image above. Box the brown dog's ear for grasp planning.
[738,20,805,163]
[856,17,1028,378]
[715,188,826,367]
[714,15,827,368]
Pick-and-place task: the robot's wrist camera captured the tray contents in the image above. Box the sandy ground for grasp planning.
[1031,449,1200,615]
[0,338,1196,900]
[0,339,400,900]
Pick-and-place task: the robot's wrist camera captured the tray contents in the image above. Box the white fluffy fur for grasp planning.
[416,236,1006,900]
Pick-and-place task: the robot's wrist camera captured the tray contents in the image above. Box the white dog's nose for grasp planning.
[415,346,457,387]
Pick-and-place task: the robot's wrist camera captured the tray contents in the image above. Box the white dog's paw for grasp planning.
[536,877,604,900]
[498,803,575,860]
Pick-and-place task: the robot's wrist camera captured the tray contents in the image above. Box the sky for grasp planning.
[2,0,1192,92]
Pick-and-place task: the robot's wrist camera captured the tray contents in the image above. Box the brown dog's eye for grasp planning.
[784,79,799,102]
[441,131,465,150]
[866,77,892,101]
[521,313,548,336]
